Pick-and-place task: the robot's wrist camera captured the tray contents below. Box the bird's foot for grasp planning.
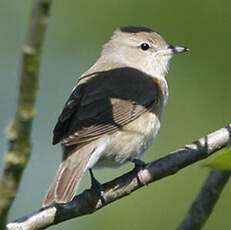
[131,158,147,171]
[89,169,105,203]
[130,158,147,186]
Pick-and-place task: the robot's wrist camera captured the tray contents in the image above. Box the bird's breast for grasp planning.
[96,110,162,168]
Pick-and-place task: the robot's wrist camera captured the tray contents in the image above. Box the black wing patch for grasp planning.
[53,67,161,146]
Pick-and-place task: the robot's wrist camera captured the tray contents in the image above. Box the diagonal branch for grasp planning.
[176,170,230,230]
[6,124,231,230]
[0,0,53,229]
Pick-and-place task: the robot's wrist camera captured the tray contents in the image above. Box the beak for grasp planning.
[168,45,189,54]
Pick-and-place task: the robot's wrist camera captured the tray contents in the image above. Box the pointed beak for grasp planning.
[168,45,189,54]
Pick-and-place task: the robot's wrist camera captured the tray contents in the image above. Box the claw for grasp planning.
[131,159,147,171]
[89,169,105,203]
[130,159,147,186]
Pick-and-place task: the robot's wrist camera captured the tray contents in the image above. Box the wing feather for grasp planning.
[53,66,161,146]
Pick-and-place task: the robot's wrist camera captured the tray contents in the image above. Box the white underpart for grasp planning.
[148,49,172,105]
[86,136,110,169]
[86,46,172,168]
[94,111,161,168]
[149,49,172,79]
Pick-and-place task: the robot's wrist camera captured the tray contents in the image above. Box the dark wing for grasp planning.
[53,67,161,146]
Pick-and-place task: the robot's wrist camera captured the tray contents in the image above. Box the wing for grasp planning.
[53,66,162,146]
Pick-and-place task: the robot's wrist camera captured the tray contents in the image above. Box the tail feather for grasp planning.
[55,154,89,203]
[43,146,95,207]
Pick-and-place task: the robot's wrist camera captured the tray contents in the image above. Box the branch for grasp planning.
[176,170,230,230]
[6,124,231,230]
[0,0,52,229]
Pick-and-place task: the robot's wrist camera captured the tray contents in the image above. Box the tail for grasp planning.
[43,145,95,207]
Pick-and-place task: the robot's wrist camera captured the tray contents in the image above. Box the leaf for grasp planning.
[206,148,231,171]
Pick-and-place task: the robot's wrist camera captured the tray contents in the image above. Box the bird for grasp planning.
[43,26,188,207]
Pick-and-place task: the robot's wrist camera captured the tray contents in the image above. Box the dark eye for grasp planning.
[140,43,150,51]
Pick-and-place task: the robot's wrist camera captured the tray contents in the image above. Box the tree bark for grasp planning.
[176,170,230,230]
[6,124,231,230]
[0,1,53,229]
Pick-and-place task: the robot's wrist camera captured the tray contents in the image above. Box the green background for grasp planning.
[1,0,231,229]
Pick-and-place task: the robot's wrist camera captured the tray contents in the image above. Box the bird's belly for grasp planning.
[96,111,161,168]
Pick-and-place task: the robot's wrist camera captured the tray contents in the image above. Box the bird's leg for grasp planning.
[89,169,105,202]
[130,158,147,171]
[130,158,147,186]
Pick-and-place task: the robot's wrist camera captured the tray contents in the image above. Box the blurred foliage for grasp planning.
[207,149,231,171]
[0,0,231,230]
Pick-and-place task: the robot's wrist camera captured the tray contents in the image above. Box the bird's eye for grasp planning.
[140,43,150,51]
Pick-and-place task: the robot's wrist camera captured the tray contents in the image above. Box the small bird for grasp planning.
[43,26,188,206]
